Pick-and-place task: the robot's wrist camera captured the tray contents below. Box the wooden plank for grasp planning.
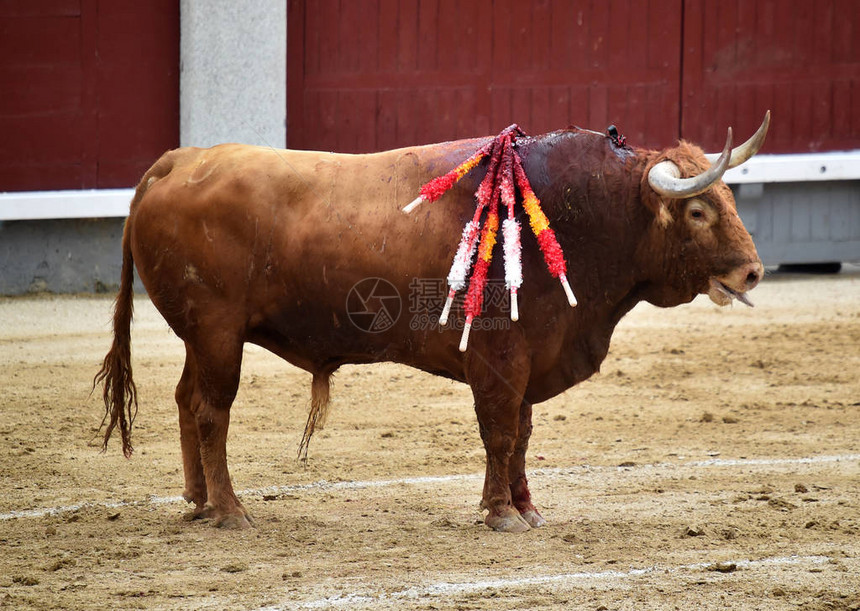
[680,0,705,142]
[394,88,418,146]
[315,0,339,76]
[586,1,609,71]
[547,85,570,130]
[288,0,855,155]
[454,87,481,140]
[339,90,377,152]
[810,189,831,242]
[435,88,457,142]
[0,164,84,192]
[569,85,589,127]
[789,197,811,242]
[0,114,86,163]
[607,0,629,71]
[588,85,609,129]
[0,66,81,116]
[376,0,399,73]
[526,87,560,134]
[396,0,418,71]
[0,0,178,190]
[376,89,399,152]
[852,80,860,143]
[95,1,179,187]
[436,0,461,73]
[0,1,80,18]
[548,0,575,73]
[416,0,439,70]
[530,87,550,134]
[77,0,98,187]
[0,14,80,65]
[286,0,306,148]
[337,0,366,73]
[647,0,680,71]
[832,0,856,64]
[492,0,511,74]
[531,0,551,72]
[508,0,532,73]
[489,86,512,134]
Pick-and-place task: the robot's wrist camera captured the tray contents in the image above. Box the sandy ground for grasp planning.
[0,268,858,610]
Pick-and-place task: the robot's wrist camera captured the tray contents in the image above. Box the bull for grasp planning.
[96,112,769,532]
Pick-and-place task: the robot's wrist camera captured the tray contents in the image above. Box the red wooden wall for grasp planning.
[288,0,683,153]
[0,1,179,192]
[2,1,857,193]
[682,0,860,154]
[288,0,860,155]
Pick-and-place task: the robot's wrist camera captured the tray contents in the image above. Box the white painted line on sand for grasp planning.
[2,453,857,521]
[258,555,831,610]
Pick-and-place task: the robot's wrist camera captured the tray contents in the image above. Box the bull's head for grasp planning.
[640,112,770,307]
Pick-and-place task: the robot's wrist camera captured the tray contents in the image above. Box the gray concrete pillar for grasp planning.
[180,0,286,148]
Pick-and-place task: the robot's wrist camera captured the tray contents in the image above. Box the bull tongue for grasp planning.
[717,281,754,308]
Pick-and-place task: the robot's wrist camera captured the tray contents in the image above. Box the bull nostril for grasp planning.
[745,269,760,288]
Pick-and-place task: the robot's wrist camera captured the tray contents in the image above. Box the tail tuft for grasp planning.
[298,371,332,461]
[93,214,138,458]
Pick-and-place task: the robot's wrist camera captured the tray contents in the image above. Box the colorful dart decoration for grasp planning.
[403,124,576,352]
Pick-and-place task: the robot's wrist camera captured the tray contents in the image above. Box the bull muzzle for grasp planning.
[708,259,764,307]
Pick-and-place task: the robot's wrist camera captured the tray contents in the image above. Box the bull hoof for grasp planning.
[520,508,546,528]
[213,512,253,530]
[485,508,531,533]
[187,501,253,529]
[183,503,214,522]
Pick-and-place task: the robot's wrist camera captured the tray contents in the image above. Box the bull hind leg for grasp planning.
[177,333,250,528]
[176,348,206,514]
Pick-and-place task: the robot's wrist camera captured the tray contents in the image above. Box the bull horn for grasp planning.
[648,128,733,199]
[705,110,771,168]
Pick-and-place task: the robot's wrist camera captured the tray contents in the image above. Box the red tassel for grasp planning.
[537,228,567,278]
[419,172,460,202]
[404,123,576,350]
[464,256,490,319]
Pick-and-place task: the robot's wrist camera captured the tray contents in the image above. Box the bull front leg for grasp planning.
[508,400,546,528]
[466,339,534,532]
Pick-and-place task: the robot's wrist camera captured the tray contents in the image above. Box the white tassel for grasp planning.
[502,219,522,290]
[560,273,577,307]
[502,219,523,322]
[438,290,456,326]
[447,221,480,291]
[459,316,473,352]
[402,195,426,214]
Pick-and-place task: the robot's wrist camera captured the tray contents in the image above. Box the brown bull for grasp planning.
[96,113,769,532]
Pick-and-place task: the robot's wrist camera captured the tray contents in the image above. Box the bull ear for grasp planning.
[640,174,674,227]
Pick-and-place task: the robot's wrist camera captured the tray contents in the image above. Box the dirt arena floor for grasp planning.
[1,268,859,610]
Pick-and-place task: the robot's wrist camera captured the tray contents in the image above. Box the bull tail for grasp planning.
[93,196,140,458]
[298,371,333,461]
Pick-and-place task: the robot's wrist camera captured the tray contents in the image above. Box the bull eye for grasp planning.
[687,200,710,225]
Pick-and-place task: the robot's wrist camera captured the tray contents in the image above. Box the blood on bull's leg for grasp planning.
[508,400,546,528]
